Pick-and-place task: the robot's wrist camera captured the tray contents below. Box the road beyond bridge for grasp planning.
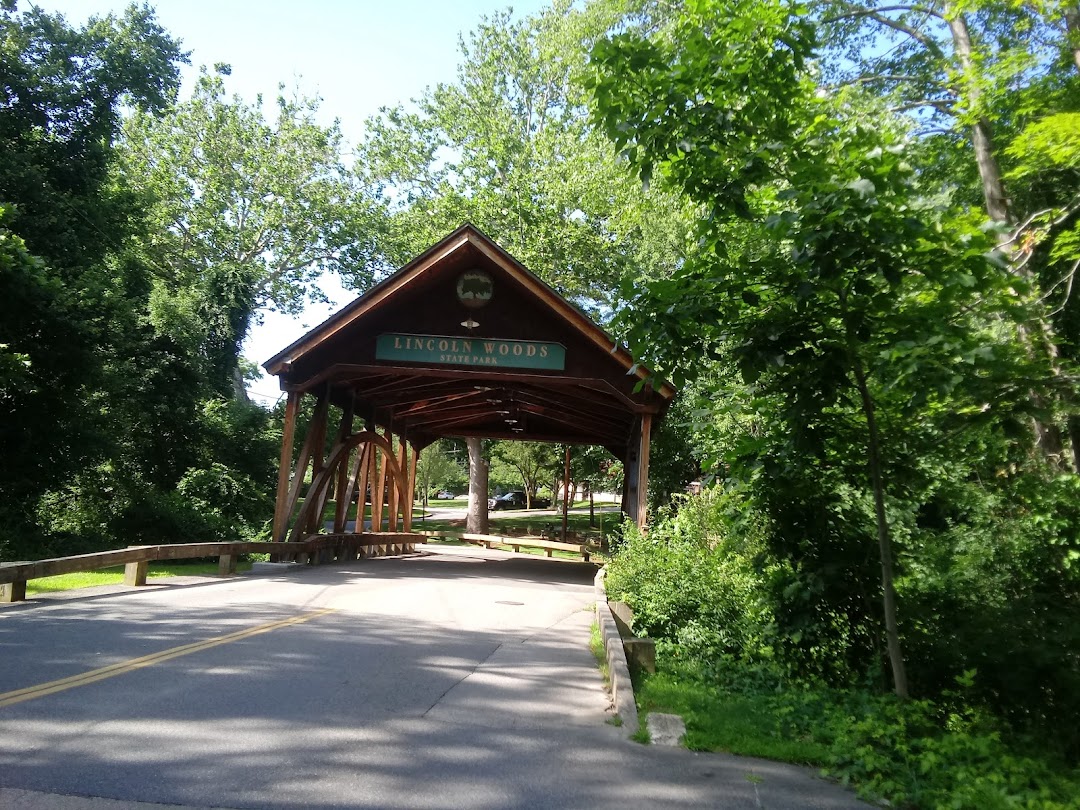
[0,547,868,809]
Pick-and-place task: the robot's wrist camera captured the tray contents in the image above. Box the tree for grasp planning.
[466,437,489,534]
[491,441,560,507]
[589,0,1043,697]
[355,0,691,315]
[416,443,465,507]
[813,0,1080,465]
[118,67,385,396]
[0,4,185,558]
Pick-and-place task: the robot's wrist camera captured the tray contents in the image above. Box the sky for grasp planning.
[25,0,554,404]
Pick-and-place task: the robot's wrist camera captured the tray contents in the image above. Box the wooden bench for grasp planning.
[415,530,591,561]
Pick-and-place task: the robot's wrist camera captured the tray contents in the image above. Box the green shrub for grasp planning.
[819,691,1080,809]
[606,488,780,666]
[641,653,1080,810]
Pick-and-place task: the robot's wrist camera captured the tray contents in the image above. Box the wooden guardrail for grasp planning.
[0,529,594,604]
[0,533,424,604]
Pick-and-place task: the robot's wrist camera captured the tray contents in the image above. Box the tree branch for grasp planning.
[821,3,947,25]
[848,73,928,84]
[890,98,954,114]
[828,4,948,60]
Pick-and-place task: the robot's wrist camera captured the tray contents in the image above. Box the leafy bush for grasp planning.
[606,488,780,666]
[818,689,1080,809]
[640,654,1080,809]
[176,462,271,541]
[898,471,1080,756]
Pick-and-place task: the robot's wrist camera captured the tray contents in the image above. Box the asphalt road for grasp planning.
[0,546,869,809]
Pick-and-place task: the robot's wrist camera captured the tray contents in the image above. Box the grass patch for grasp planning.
[26,560,253,595]
[634,652,1080,808]
[487,513,606,538]
[590,620,609,681]
[637,668,830,765]
[590,620,623,728]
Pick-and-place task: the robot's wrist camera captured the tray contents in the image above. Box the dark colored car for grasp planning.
[487,491,551,510]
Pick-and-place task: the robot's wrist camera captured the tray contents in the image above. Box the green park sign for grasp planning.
[375,333,565,371]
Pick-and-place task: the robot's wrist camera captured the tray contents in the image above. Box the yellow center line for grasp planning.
[0,607,336,709]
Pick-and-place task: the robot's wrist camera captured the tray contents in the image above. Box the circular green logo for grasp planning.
[456,270,494,309]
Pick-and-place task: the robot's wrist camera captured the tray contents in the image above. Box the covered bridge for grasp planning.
[263,224,675,545]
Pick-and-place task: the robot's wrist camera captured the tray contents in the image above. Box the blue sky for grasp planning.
[26,0,554,403]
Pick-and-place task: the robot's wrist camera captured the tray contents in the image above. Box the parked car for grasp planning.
[435,490,456,500]
[488,491,551,510]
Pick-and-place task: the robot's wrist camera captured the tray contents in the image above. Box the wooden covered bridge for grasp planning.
[1,225,676,601]
[262,224,675,551]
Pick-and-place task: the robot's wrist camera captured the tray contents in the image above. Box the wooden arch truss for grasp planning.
[272,387,418,551]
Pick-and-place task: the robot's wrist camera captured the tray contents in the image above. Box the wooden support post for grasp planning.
[303,391,332,536]
[336,445,362,534]
[396,434,409,532]
[332,393,356,533]
[404,442,418,533]
[356,444,372,532]
[387,434,399,533]
[561,444,571,542]
[217,554,237,576]
[636,413,652,530]
[0,579,27,603]
[282,391,329,539]
[272,391,301,543]
[372,440,387,532]
[124,545,149,586]
[124,560,148,586]
[622,433,638,520]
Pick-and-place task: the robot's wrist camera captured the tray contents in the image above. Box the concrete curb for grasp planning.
[593,567,638,735]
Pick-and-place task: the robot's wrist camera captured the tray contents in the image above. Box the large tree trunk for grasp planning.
[947,6,1070,466]
[466,437,489,534]
[231,365,250,403]
[1069,415,1080,473]
[946,11,1011,224]
[1064,4,1080,72]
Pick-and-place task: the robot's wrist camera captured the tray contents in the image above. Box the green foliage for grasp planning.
[639,654,1080,808]
[356,0,692,314]
[590,0,1062,699]
[645,394,700,508]
[611,471,1080,755]
[416,442,466,503]
[819,690,1080,808]
[176,462,271,541]
[606,489,780,667]
[490,441,561,504]
[0,6,187,560]
[119,67,383,394]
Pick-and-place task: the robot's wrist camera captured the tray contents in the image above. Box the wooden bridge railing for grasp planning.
[0,530,594,604]
[0,534,415,604]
